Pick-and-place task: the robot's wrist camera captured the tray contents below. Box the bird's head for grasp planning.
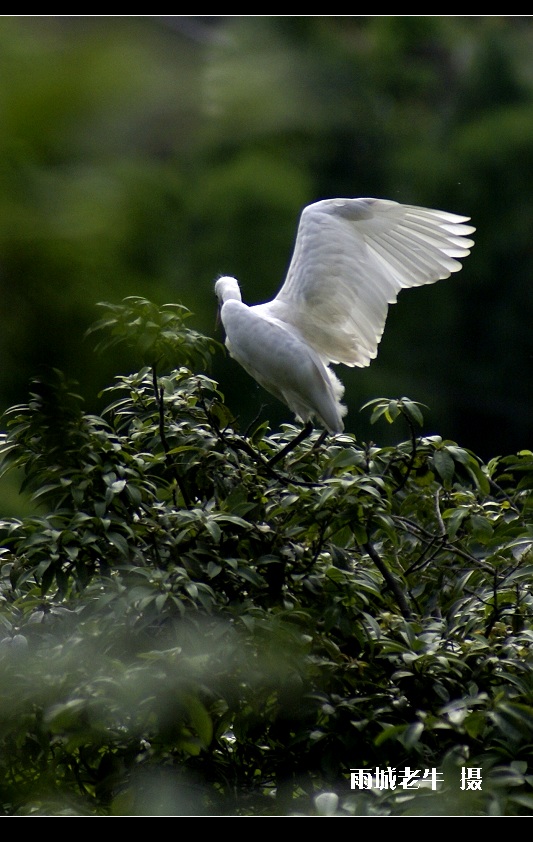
[214,276,242,304]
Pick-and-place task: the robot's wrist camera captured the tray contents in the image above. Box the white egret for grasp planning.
[215,197,475,462]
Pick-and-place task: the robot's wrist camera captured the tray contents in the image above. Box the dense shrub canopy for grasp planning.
[0,299,532,816]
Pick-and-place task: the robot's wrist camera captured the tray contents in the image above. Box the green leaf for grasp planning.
[402,720,424,748]
[432,449,455,485]
[107,531,130,557]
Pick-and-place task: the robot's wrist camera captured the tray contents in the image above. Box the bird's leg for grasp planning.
[267,420,314,468]
[312,429,328,450]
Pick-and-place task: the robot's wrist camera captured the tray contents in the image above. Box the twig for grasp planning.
[392,410,418,494]
[362,540,412,619]
[152,364,191,509]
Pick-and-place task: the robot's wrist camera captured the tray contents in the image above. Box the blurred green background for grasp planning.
[1,16,532,488]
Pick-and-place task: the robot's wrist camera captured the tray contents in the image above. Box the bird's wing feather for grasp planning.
[256,198,475,367]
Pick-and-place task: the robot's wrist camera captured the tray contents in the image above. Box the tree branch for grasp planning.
[362,540,412,619]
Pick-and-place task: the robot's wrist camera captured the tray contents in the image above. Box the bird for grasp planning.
[215,197,475,463]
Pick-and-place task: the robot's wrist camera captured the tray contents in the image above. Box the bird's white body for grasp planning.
[215,197,475,435]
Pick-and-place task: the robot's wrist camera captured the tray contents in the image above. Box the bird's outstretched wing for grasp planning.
[256,198,475,367]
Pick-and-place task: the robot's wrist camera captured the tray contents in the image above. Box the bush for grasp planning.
[0,298,532,816]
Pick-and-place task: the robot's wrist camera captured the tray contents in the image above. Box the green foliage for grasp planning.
[87,296,221,373]
[0,298,532,815]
